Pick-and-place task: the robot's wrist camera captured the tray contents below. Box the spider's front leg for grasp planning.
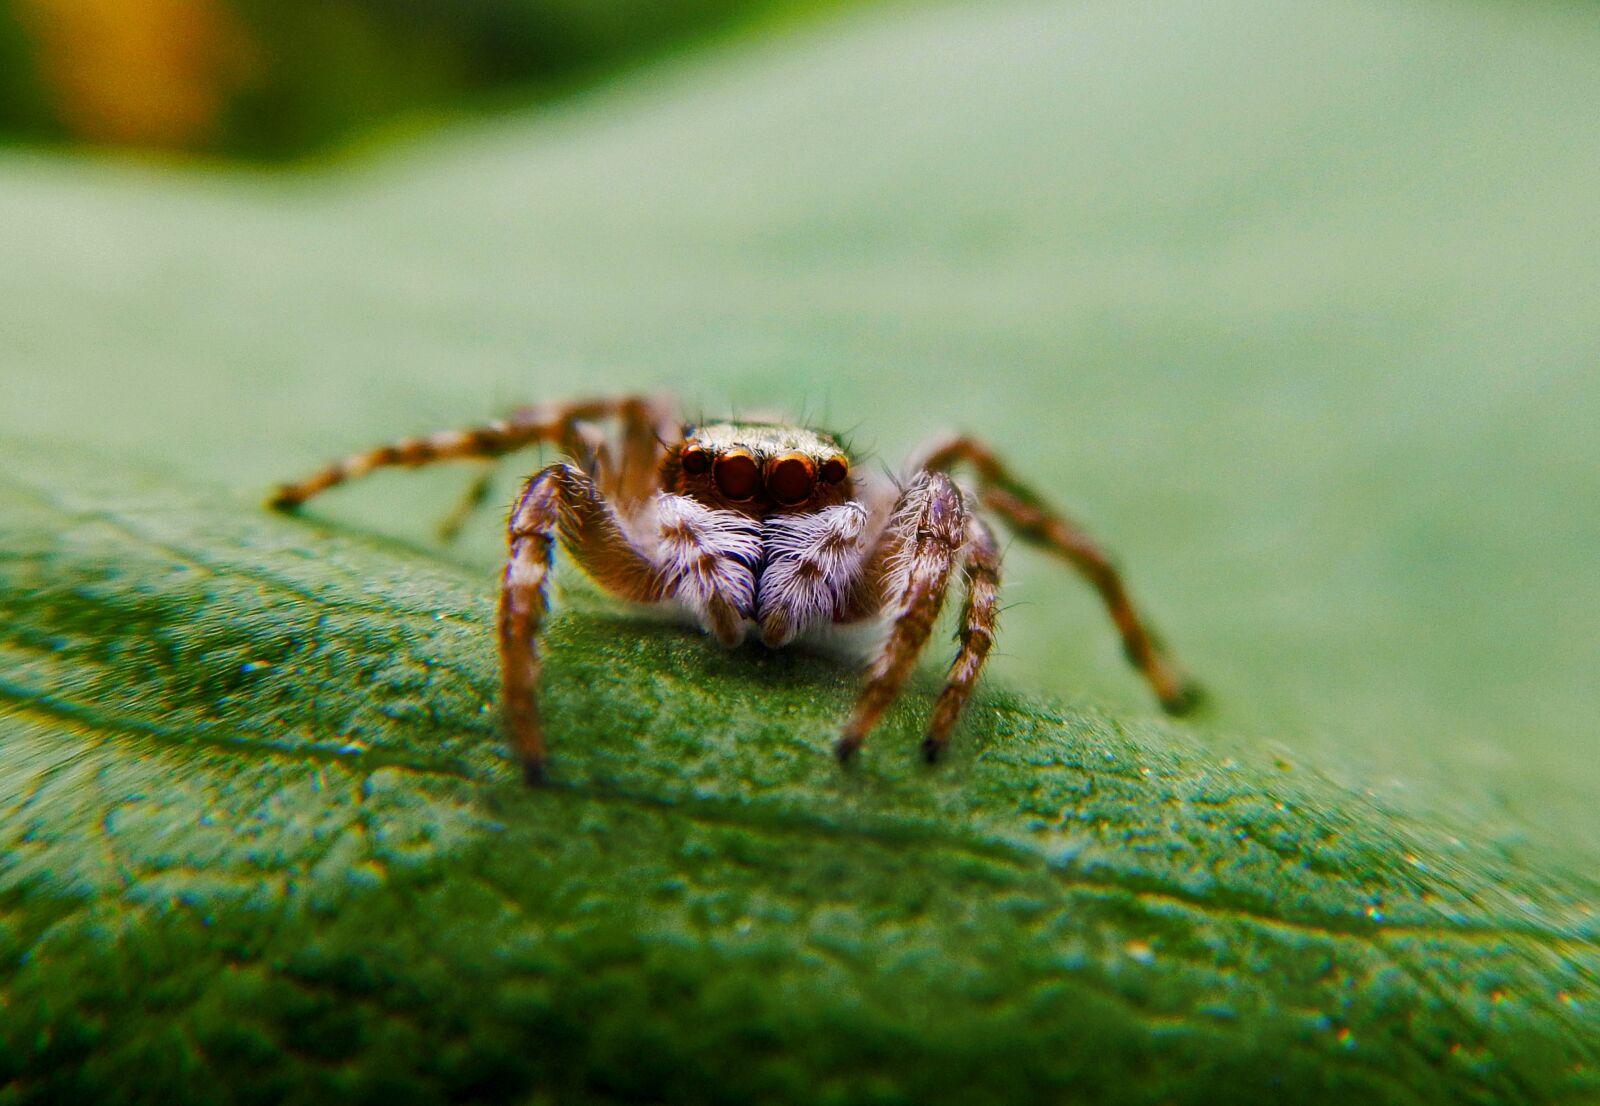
[836,472,973,762]
[501,463,667,783]
[268,394,672,510]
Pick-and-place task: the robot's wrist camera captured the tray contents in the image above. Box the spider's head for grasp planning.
[666,421,855,515]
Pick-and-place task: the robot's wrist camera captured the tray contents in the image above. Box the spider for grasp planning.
[269,395,1198,783]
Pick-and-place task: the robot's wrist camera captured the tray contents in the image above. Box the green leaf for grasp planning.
[4,0,1600,1100]
[2,448,1598,1103]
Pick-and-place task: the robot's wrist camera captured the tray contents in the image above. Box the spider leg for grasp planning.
[268,393,674,510]
[610,394,678,506]
[435,462,498,543]
[836,472,966,762]
[921,513,1001,763]
[501,463,668,783]
[917,436,1199,714]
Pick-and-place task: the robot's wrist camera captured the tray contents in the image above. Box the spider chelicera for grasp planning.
[270,395,1198,783]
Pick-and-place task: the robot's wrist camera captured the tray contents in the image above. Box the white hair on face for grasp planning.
[690,421,843,459]
[756,502,871,645]
[646,493,763,626]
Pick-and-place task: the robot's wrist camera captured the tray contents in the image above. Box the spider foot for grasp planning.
[266,487,304,512]
[1161,679,1207,716]
[834,731,864,764]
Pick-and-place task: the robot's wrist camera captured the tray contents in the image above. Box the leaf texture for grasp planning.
[3,442,1598,1104]
[5,0,1600,1098]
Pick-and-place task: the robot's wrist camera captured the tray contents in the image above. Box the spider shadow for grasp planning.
[558,601,1019,765]
[265,510,1046,773]
[569,606,863,697]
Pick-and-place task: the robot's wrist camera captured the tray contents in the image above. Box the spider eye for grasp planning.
[680,445,711,476]
[713,450,761,500]
[767,453,816,506]
[820,456,849,485]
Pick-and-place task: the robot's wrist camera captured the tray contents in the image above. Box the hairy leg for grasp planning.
[917,436,1199,713]
[501,463,667,783]
[922,514,1001,762]
[269,394,673,510]
[836,472,966,761]
[756,502,871,648]
[609,395,678,506]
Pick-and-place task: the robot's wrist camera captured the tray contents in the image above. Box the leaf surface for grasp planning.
[4,0,1600,1100]
[3,442,1598,1104]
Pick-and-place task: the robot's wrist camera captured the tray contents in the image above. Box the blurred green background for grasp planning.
[0,0,840,158]
[2,0,1598,867]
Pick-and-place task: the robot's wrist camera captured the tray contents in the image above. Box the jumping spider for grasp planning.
[270,395,1198,783]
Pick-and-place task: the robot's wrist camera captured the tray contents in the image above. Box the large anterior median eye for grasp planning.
[766,453,816,505]
[713,450,761,500]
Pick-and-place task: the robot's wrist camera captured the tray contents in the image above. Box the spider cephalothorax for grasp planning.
[270,395,1198,783]
[665,422,856,515]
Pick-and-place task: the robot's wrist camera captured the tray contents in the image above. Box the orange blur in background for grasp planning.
[15,0,253,149]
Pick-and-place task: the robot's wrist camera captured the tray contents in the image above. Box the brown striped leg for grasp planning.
[613,395,678,505]
[508,394,676,508]
[269,419,540,510]
[268,394,674,511]
[501,463,668,784]
[917,436,1200,714]
[836,473,966,762]
[921,514,1002,763]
